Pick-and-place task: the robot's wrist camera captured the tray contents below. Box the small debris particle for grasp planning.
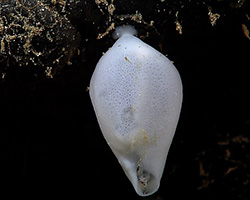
[246,13,250,20]
[224,166,238,176]
[97,22,115,39]
[217,140,230,145]
[108,1,115,16]
[232,135,250,144]
[197,179,215,190]
[45,66,53,78]
[208,7,220,26]
[131,11,143,23]
[225,149,231,159]
[199,161,209,177]
[2,72,6,80]
[125,56,132,64]
[175,11,182,34]
[242,24,250,40]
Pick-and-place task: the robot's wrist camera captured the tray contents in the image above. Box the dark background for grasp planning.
[0,0,249,199]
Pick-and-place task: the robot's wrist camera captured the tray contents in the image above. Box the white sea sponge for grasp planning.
[90,25,183,196]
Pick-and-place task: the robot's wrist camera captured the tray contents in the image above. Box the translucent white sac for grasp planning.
[89,25,183,196]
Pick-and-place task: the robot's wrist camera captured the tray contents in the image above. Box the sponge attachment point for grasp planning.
[112,25,138,39]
